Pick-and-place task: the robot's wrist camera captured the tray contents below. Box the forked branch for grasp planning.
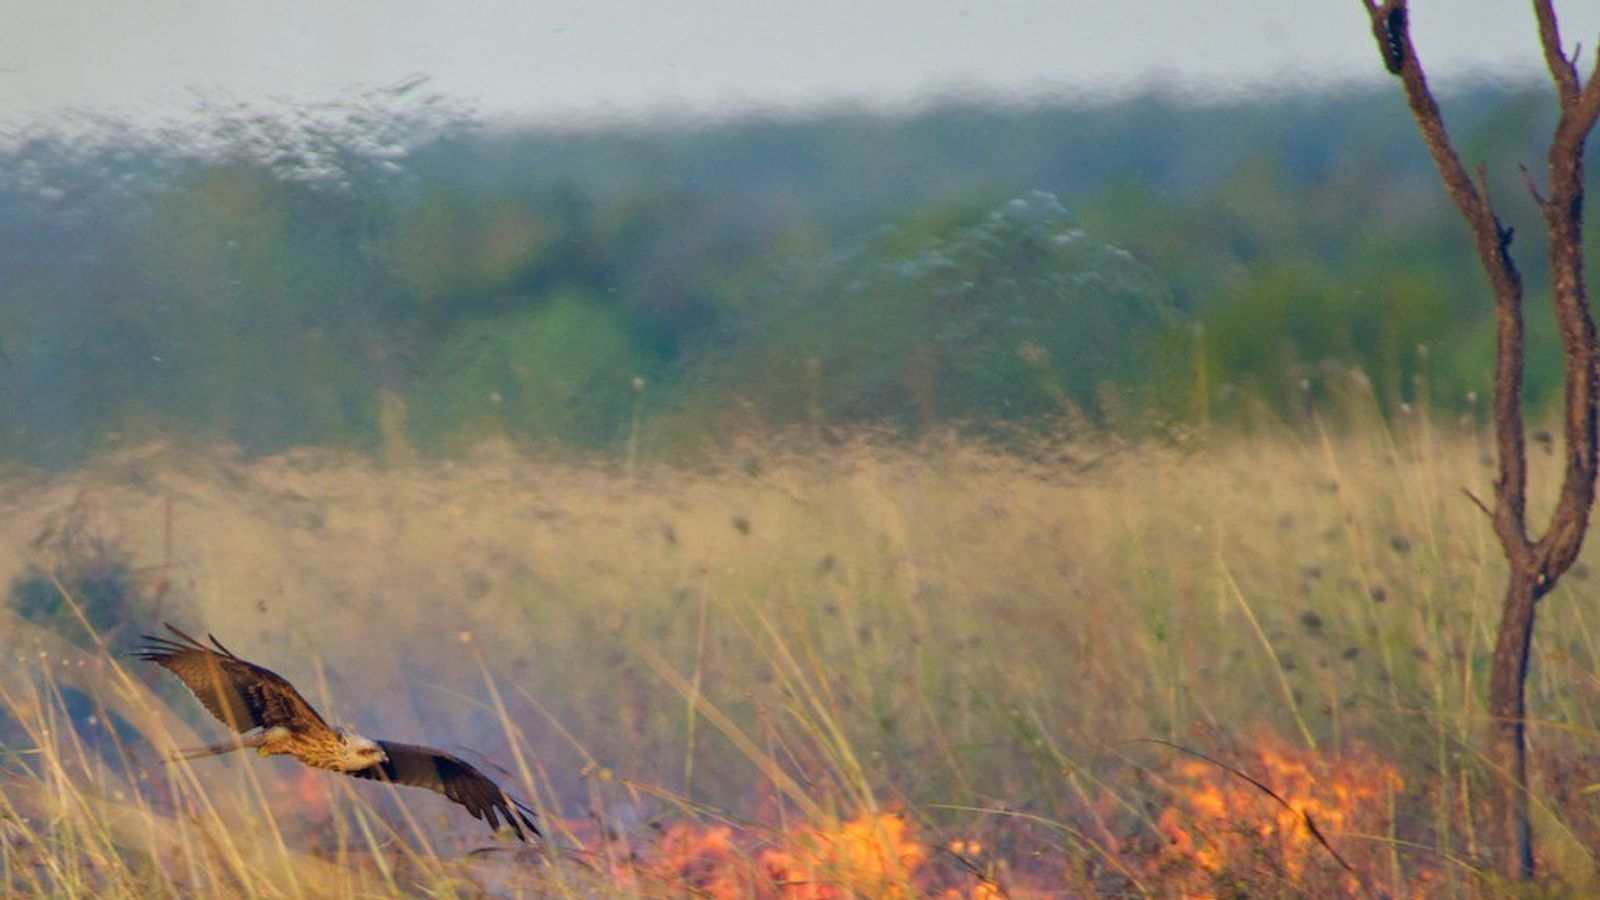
[1361,0,1600,881]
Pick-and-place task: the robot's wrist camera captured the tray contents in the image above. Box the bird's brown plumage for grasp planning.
[352,741,539,840]
[136,626,331,736]
[137,624,539,841]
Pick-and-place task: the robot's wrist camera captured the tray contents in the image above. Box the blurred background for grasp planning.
[2,0,1598,467]
[7,2,1600,893]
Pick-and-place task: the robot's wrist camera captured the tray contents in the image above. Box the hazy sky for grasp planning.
[4,1,1599,127]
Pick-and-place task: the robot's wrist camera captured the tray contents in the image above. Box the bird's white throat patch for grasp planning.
[337,730,387,770]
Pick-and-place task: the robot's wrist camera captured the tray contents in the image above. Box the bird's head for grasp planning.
[335,727,387,769]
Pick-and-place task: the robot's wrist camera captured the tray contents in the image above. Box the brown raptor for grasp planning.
[137,624,539,841]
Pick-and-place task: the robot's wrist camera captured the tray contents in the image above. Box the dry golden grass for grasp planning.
[3,415,1600,896]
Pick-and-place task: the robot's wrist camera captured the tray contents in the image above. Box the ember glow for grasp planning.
[623,812,970,898]
[1150,731,1408,896]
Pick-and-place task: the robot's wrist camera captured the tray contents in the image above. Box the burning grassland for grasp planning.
[2,423,1599,895]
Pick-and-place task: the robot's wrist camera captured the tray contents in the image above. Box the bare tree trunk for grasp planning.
[1360,0,1600,881]
[1487,572,1540,879]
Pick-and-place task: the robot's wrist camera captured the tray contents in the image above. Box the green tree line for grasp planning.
[0,84,1585,466]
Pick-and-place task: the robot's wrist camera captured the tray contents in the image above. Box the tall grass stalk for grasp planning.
[3,419,1600,894]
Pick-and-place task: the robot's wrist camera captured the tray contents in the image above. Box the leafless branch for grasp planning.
[1518,164,1548,209]
[1361,0,1600,880]
[1533,0,1580,104]
[1462,487,1494,520]
[1363,0,1533,562]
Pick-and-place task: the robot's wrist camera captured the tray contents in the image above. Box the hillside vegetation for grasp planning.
[3,84,1592,466]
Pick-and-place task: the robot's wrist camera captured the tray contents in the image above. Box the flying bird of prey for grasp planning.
[136,624,539,841]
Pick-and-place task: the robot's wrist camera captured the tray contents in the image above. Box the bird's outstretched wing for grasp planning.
[349,740,540,841]
[135,624,333,737]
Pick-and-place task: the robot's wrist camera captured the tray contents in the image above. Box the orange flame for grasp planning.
[1152,731,1403,896]
[635,812,934,899]
[758,812,926,898]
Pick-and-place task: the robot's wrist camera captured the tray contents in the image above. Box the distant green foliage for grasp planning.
[0,84,1583,463]
[407,294,653,449]
[693,192,1174,431]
